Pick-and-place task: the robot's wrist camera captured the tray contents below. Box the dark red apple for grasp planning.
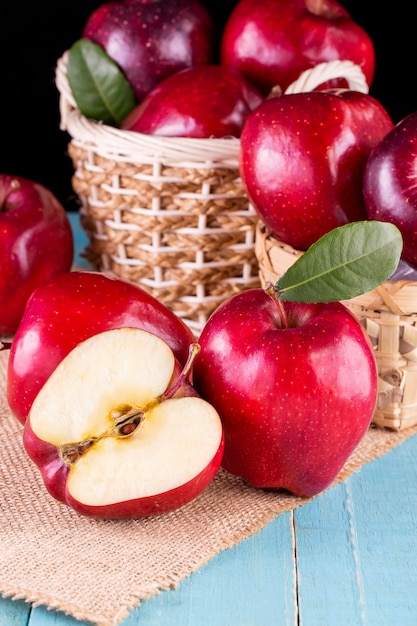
[121,64,263,138]
[363,110,417,271]
[82,0,216,101]
[220,0,376,96]
[0,174,74,337]
[240,88,394,250]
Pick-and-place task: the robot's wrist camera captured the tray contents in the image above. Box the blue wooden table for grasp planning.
[1,213,417,626]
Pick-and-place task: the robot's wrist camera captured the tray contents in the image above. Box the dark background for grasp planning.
[1,1,414,212]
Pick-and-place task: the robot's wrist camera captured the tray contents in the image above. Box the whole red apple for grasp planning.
[0,174,74,337]
[220,0,375,96]
[22,328,224,518]
[363,110,417,271]
[82,0,216,102]
[121,64,263,138]
[6,270,196,425]
[192,288,377,498]
[240,89,394,250]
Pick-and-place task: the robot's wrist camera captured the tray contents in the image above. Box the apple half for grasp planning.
[23,328,224,519]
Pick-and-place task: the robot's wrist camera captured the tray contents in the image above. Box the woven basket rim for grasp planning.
[55,51,241,165]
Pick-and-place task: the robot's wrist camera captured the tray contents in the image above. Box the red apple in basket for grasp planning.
[363,110,417,271]
[0,174,74,337]
[220,0,376,96]
[22,327,224,518]
[82,0,216,102]
[121,64,263,138]
[192,220,403,498]
[6,270,196,425]
[240,88,394,251]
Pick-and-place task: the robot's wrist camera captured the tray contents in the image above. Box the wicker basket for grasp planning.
[55,51,261,335]
[55,53,370,336]
[255,221,417,431]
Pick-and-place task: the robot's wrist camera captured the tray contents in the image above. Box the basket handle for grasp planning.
[283,60,369,95]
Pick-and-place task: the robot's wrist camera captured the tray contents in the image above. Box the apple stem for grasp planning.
[264,282,289,329]
[162,342,201,400]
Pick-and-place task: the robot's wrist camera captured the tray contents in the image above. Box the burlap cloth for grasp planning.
[1,348,416,625]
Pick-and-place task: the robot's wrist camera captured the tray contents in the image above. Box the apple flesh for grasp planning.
[121,64,263,138]
[192,288,377,498]
[23,327,224,518]
[6,270,196,425]
[0,174,74,337]
[220,0,376,96]
[240,89,394,250]
[82,0,216,102]
[363,110,417,271]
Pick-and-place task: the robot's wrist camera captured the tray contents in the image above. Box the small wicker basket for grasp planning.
[55,51,261,335]
[56,53,369,336]
[256,221,417,431]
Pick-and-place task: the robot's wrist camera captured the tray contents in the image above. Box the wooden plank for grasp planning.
[0,597,31,626]
[295,434,417,626]
[125,511,297,625]
[294,481,366,624]
[348,435,417,625]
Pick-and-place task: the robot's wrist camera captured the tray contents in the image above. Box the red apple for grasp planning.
[240,88,394,250]
[363,110,417,271]
[23,327,224,518]
[220,0,375,96]
[82,0,216,102]
[192,288,377,498]
[121,64,263,138]
[0,174,74,337]
[6,270,196,425]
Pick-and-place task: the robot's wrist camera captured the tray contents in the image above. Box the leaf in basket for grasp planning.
[67,39,137,126]
[275,221,403,303]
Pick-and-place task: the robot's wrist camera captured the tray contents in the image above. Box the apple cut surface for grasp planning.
[66,397,222,507]
[25,328,224,518]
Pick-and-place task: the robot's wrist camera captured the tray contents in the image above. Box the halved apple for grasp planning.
[23,328,224,518]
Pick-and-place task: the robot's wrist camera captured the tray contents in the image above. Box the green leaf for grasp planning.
[67,38,137,126]
[275,221,403,302]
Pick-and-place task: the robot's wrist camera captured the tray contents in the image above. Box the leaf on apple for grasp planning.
[67,39,137,126]
[276,220,403,302]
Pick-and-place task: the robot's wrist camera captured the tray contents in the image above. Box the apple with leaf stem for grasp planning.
[363,110,417,271]
[121,64,263,138]
[220,0,376,96]
[5,271,195,426]
[0,174,74,337]
[239,88,394,251]
[192,220,402,498]
[23,327,224,518]
[81,0,216,102]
